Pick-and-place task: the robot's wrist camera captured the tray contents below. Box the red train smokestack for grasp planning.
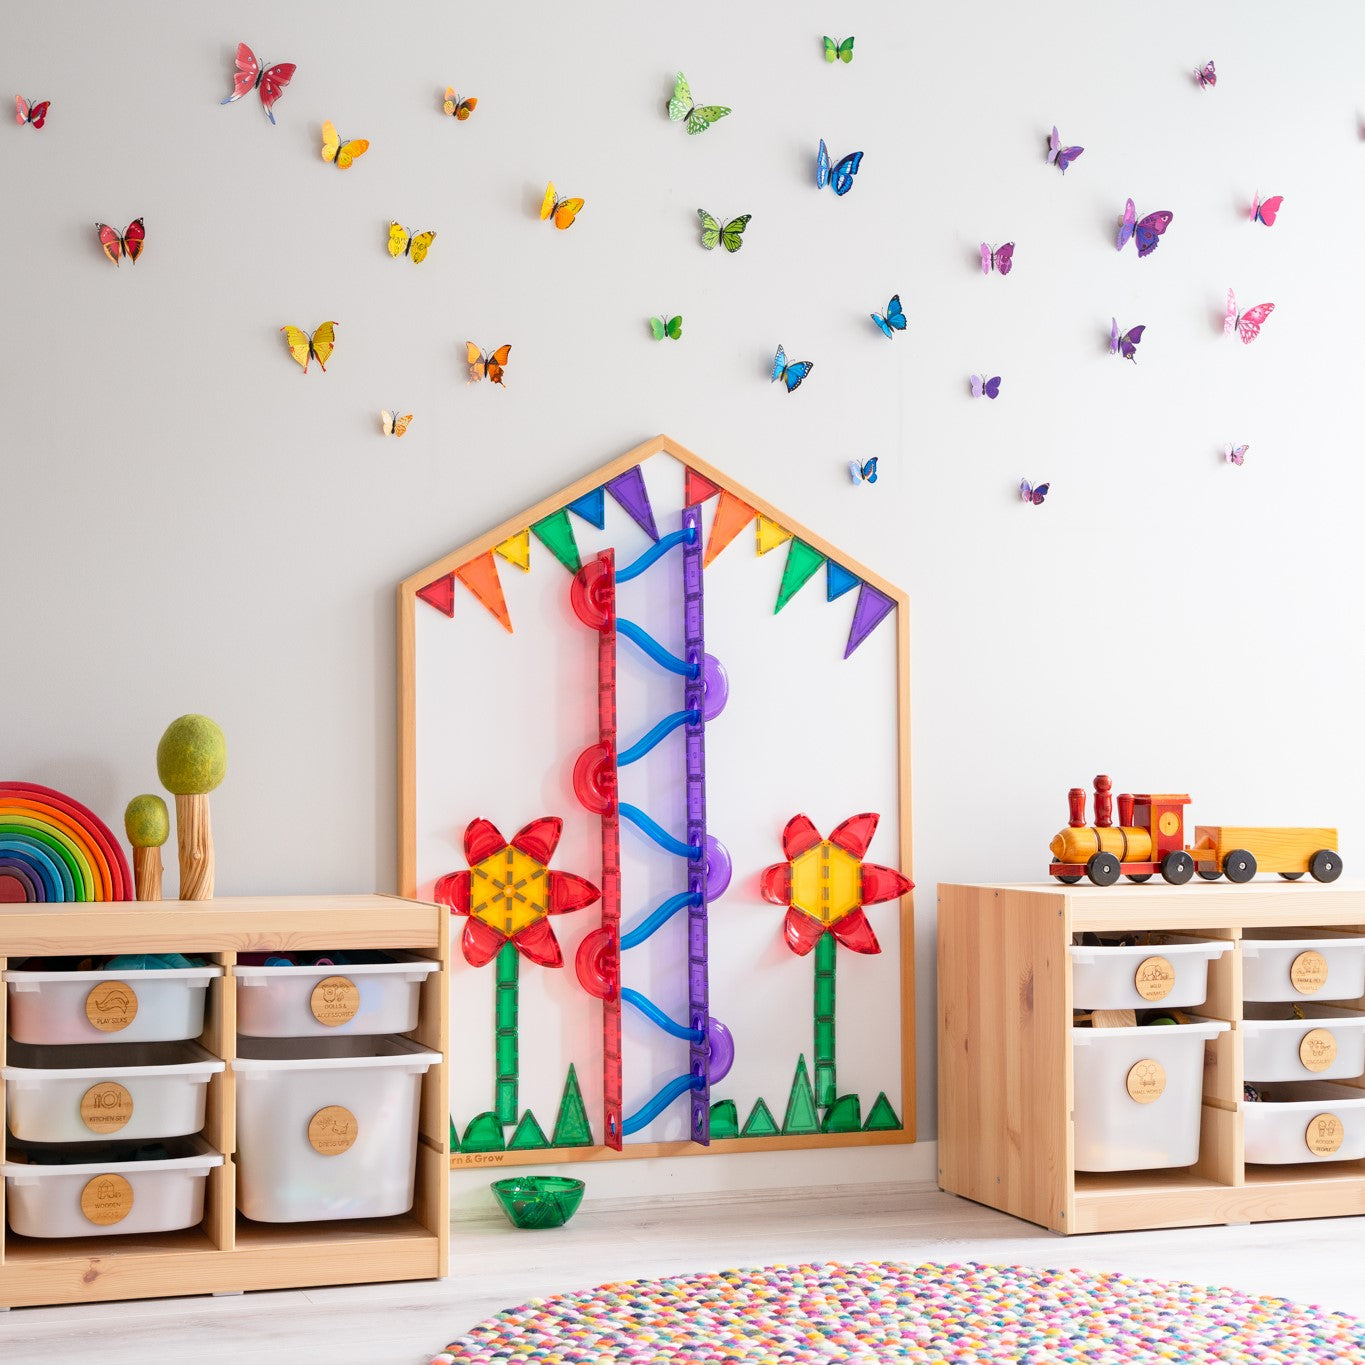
[1094,775,1113,828]
[1117,792,1134,827]
[1067,787,1086,828]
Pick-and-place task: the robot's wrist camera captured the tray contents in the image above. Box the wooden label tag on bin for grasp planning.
[1290,951,1329,995]
[81,1081,134,1133]
[1134,956,1175,1002]
[85,980,138,1032]
[310,976,360,1027]
[1299,1028,1338,1073]
[308,1105,358,1156]
[1126,1058,1166,1104]
[1306,1112,1345,1156]
[80,1173,134,1226]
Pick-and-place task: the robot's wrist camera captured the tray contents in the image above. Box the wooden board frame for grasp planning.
[396,433,915,1167]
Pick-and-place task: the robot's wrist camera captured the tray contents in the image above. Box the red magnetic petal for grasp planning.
[759,863,792,905]
[829,812,880,859]
[511,816,562,865]
[547,869,601,914]
[461,917,506,968]
[783,907,828,956]
[463,818,506,866]
[512,918,564,968]
[433,870,471,915]
[860,864,914,905]
[831,906,882,955]
[781,814,823,860]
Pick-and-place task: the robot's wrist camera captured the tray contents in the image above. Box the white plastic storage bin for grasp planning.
[1243,1082,1365,1164]
[1071,1020,1229,1171]
[2,1042,224,1144]
[232,1035,441,1222]
[1241,933,1365,1003]
[233,954,440,1038]
[0,1136,222,1238]
[1242,1004,1365,1083]
[3,965,220,1045]
[1069,938,1231,1011]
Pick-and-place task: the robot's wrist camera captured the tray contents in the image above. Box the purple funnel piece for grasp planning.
[605,467,660,542]
[844,583,896,658]
[701,654,729,721]
[706,1018,735,1086]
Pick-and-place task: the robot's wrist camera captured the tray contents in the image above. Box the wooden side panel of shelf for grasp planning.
[409,937,450,1277]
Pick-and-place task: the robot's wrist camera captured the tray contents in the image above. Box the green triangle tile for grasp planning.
[781,1056,820,1135]
[708,1100,739,1140]
[821,1094,863,1133]
[531,509,582,574]
[774,539,826,613]
[863,1091,902,1131]
[449,1115,459,1152]
[551,1063,593,1147]
[740,1097,780,1138]
[508,1109,550,1150]
[459,1111,506,1153]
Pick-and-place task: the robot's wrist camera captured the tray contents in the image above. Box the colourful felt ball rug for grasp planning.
[431,1260,1365,1364]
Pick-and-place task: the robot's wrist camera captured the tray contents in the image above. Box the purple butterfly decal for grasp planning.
[1109,317,1145,362]
[970,373,1002,399]
[1194,59,1216,89]
[1047,126,1084,173]
[1225,443,1248,466]
[980,241,1014,276]
[1020,479,1049,506]
[1117,198,1174,257]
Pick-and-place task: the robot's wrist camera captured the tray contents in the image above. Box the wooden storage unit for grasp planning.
[938,881,1365,1235]
[0,895,448,1308]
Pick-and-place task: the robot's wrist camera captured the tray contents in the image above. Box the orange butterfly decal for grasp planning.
[540,181,584,230]
[381,409,413,436]
[321,120,369,169]
[443,87,477,120]
[96,218,145,265]
[466,342,511,385]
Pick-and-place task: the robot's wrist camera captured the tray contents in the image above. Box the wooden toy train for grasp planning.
[1049,776,1342,886]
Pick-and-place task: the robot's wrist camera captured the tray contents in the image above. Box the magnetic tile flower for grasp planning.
[436,816,600,968]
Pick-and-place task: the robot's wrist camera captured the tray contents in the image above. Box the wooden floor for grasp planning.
[4,1183,1365,1363]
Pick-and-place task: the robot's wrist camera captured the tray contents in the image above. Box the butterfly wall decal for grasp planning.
[668,72,730,134]
[1047,126,1084,173]
[816,139,863,195]
[1194,59,1217,89]
[321,121,369,169]
[1109,317,1145,362]
[381,409,413,437]
[824,36,855,63]
[1225,288,1274,344]
[442,87,477,120]
[1250,192,1284,227]
[772,344,813,393]
[697,210,751,252]
[1020,479,1050,505]
[388,223,436,262]
[649,314,683,340]
[96,218,145,266]
[280,322,336,373]
[980,242,1014,276]
[15,96,50,128]
[1225,443,1248,466]
[541,182,584,230]
[467,342,511,385]
[871,295,906,338]
[221,43,296,124]
[1117,198,1174,257]
[970,373,1002,399]
[849,457,879,484]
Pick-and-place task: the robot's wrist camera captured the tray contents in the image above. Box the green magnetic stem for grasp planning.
[814,931,837,1111]
[495,942,519,1126]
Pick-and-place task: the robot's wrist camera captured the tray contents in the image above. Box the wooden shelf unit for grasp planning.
[937,881,1365,1235]
[0,894,448,1308]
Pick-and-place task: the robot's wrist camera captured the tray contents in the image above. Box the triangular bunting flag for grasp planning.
[416,574,455,617]
[775,539,826,613]
[844,583,896,659]
[604,467,660,541]
[755,516,792,556]
[703,491,757,567]
[826,560,859,602]
[684,468,721,507]
[740,1097,781,1138]
[455,551,513,633]
[495,530,531,571]
[531,510,582,574]
[566,488,606,529]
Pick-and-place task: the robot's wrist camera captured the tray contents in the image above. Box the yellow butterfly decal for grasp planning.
[321,120,370,169]
[443,86,477,120]
[381,409,413,436]
[280,321,337,373]
[466,342,511,385]
[388,223,437,263]
[540,181,584,230]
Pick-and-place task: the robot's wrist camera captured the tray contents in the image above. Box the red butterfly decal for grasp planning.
[96,218,145,266]
[1224,288,1274,345]
[221,43,296,124]
[15,95,50,129]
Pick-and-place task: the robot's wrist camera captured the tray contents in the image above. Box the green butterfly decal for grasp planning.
[650,314,683,341]
[668,71,731,135]
[697,210,751,253]
[823,35,855,63]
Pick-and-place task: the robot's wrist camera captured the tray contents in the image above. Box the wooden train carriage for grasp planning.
[1191,826,1342,882]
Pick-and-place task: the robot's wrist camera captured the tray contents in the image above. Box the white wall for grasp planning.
[3,1,1362,1209]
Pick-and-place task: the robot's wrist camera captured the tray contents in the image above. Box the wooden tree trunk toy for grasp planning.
[174,793,214,899]
[156,714,227,901]
[124,794,170,900]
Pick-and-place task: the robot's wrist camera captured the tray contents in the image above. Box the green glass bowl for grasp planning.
[490,1176,586,1229]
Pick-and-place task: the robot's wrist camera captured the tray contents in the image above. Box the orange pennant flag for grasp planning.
[703,490,757,568]
[455,551,513,633]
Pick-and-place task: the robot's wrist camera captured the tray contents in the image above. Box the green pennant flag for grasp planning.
[531,509,582,574]
[775,539,826,613]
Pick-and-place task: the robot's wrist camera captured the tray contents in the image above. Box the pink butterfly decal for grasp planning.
[1020,479,1049,506]
[1250,192,1284,227]
[980,242,1014,276]
[1047,126,1084,173]
[15,95,50,128]
[221,42,297,124]
[1225,288,1275,344]
[1225,444,1248,466]
[1117,198,1174,257]
[970,373,1001,399]
[1194,60,1217,89]
[1109,317,1145,362]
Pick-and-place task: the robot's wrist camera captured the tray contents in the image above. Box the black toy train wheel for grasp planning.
[1125,874,1153,883]
[1086,852,1121,887]
[1160,850,1194,885]
[1055,874,1083,884]
[1223,849,1258,884]
[1280,872,1304,881]
[1310,850,1343,883]
[1197,869,1222,881]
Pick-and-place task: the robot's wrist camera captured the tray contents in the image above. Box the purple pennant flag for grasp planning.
[844,583,895,659]
[604,467,660,542]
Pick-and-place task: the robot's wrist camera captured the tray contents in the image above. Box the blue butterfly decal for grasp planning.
[871,294,906,338]
[771,344,814,392]
[817,138,864,196]
[849,457,879,485]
